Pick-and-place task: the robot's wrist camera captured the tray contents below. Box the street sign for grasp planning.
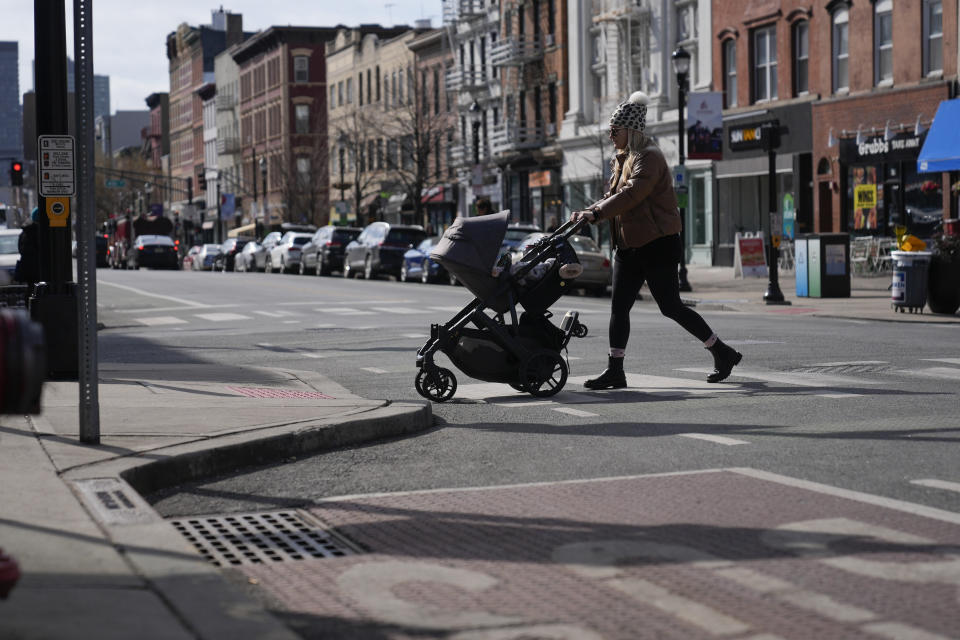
[105,179,126,188]
[37,135,76,197]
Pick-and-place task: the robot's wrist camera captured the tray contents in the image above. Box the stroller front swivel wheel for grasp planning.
[519,350,568,398]
[572,323,588,338]
[415,367,457,402]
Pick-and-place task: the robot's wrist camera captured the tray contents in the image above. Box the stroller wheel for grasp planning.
[520,350,568,398]
[572,323,588,338]
[415,367,457,402]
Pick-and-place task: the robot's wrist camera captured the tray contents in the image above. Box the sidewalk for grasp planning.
[0,265,956,638]
[674,264,960,323]
[0,363,431,639]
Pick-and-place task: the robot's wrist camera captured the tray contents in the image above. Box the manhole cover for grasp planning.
[227,386,335,399]
[170,510,356,567]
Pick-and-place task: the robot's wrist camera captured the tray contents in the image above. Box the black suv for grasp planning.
[343,222,427,280]
[299,225,362,276]
[215,237,252,272]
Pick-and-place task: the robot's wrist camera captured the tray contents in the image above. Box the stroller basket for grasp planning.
[415,216,591,403]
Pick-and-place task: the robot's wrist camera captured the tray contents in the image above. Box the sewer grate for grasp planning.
[170,510,355,567]
[227,386,335,399]
[792,364,893,375]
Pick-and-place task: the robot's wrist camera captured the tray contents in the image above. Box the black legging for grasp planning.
[609,234,713,350]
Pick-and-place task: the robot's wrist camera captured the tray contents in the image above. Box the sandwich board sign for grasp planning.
[38,135,76,197]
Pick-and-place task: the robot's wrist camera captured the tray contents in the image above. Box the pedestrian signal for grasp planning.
[9,161,23,186]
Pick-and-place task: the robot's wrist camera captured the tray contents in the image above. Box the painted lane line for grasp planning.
[490,400,556,407]
[552,407,599,418]
[429,306,467,312]
[313,324,336,329]
[571,373,742,395]
[808,361,887,367]
[403,333,428,339]
[279,299,408,306]
[98,280,211,308]
[726,339,786,345]
[679,433,749,446]
[816,393,864,398]
[910,478,960,494]
[898,367,960,380]
[861,622,952,640]
[135,316,187,326]
[675,367,881,388]
[297,351,324,358]
[921,358,960,365]
[254,311,286,318]
[319,307,375,315]
[282,320,301,324]
[361,367,388,374]
[194,312,252,322]
[371,306,422,315]
[118,303,239,314]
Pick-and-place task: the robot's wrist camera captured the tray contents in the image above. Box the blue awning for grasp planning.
[917,98,960,173]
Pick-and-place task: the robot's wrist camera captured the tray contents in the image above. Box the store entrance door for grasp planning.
[883,180,901,236]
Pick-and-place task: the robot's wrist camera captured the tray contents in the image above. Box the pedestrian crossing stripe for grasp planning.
[135,316,187,326]
[899,367,960,380]
[371,306,421,314]
[194,312,252,322]
[674,367,882,388]
[319,307,376,315]
[679,433,749,446]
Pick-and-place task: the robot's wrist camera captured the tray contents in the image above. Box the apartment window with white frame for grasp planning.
[295,104,309,134]
[793,21,809,95]
[330,85,336,108]
[294,56,309,83]
[874,0,893,85]
[923,0,943,75]
[832,9,849,93]
[723,39,737,108]
[753,25,777,103]
[346,77,353,104]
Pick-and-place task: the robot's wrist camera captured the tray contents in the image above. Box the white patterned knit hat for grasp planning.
[609,91,649,132]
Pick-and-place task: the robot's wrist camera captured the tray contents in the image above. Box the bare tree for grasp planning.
[329,107,387,228]
[279,100,331,227]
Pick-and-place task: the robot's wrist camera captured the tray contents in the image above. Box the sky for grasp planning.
[0,1,439,112]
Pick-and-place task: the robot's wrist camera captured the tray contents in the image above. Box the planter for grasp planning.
[927,257,960,314]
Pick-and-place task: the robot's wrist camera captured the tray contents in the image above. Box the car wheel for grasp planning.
[317,256,327,276]
[265,257,273,273]
[364,256,374,280]
[421,267,430,284]
[298,260,306,276]
[343,260,352,278]
[400,264,409,282]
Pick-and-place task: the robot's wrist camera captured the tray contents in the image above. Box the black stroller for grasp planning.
[414,212,589,403]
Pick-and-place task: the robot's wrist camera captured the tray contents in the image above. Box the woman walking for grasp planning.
[571,92,742,389]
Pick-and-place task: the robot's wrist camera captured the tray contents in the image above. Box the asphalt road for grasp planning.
[91,267,960,517]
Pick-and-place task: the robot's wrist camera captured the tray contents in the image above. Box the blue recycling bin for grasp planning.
[796,233,850,298]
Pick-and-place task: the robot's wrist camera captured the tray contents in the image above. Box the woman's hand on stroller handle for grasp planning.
[571,209,596,224]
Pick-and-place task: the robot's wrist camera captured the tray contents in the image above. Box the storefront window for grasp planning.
[902,166,942,236]
[691,175,707,245]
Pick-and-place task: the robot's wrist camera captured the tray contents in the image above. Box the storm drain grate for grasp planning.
[227,386,335,399]
[170,510,355,567]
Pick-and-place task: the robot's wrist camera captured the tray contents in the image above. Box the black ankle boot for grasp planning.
[584,356,626,390]
[706,339,742,383]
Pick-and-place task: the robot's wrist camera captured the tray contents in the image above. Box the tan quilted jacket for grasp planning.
[591,143,682,249]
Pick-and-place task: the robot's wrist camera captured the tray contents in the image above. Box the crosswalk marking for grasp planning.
[254,311,286,318]
[371,306,422,315]
[675,367,882,388]
[361,367,388,374]
[899,367,960,380]
[320,307,375,315]
[921,357,960,365]
[403,333,428,339]
[570,373,742,395]
[679,433,749,446]
[808,361,887,367]
[816,393,864,398]
[135,316,187,326]
[910,478,960,494]
[552,407,599,418]
[429,306,467,312]
[194,312,251,322]
[282,320,301,324]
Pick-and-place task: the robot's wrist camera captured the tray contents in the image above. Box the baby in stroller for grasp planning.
[414,212,590,402]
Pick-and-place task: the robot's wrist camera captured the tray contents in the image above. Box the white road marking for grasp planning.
[194,312,251,322]
[679,433,749,446]
[573,373,742,395]
[403,333,428,339]
[922,358,960,365]
[278,299,406,306]
[490,400,556,407]
[297,351,324,358]
[98,280,210,307]
[552,407,599,418]
[861,622,952,640]
[320,307,375,315]
[371,306,422,315]
[282,320,301,324]
[816,393,864,398]
[726,339,786,345]
[361,367,388,374]
[135,316,187,326]
[898,367,960,380]
[808,361,887,366]
[675,367,881,388]
[313,324,336,329]
[910,478,960,494]
[430,306,467,312]
[118,303,239,313]
[254,310,286,317]
[256,342,273,347]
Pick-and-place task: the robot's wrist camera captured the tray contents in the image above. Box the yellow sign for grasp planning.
[46,197,70,227]
[854,184,877,209]
[772,235,781,248]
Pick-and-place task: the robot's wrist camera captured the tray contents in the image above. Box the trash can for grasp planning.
[794,236,809,296]
[890,250,932,313]
[802,233,850,297]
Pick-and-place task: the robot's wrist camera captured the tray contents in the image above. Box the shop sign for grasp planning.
[840,132,924,163]
[528,170,552,188]
[728,121,777,152]
[854,184,877,209]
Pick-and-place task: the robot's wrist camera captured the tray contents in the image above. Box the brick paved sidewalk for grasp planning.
[225,470,960,640]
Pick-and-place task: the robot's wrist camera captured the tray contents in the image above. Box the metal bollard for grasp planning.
[0,309,46,414]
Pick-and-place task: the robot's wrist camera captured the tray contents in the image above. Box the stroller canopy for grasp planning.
[430,212,509,276]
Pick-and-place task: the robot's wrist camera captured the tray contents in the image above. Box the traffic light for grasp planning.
[9,160,23,187]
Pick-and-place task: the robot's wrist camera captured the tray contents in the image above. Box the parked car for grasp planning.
[193,244,222,271]
[511,231,611,296]
[126,235,179,270]
[500,222,542,262]
[235,240,265,272]
[0,228,21,284]
[265,232,313,274]
[215,237,252,272]
[182,245,201,270]
[400,236,449,284]
[343,222,427,280]
[299,225,362,276]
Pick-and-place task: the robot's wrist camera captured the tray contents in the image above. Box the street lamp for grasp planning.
[671,46,693,292]
[468,100,481,166]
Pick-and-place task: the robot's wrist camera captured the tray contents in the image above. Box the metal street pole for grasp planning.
[260,157,267,230]
[673,47,692,292]
[762,122,788,304]
[216,179,222,244]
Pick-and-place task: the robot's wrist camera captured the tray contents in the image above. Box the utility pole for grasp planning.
[762,121,789,305]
